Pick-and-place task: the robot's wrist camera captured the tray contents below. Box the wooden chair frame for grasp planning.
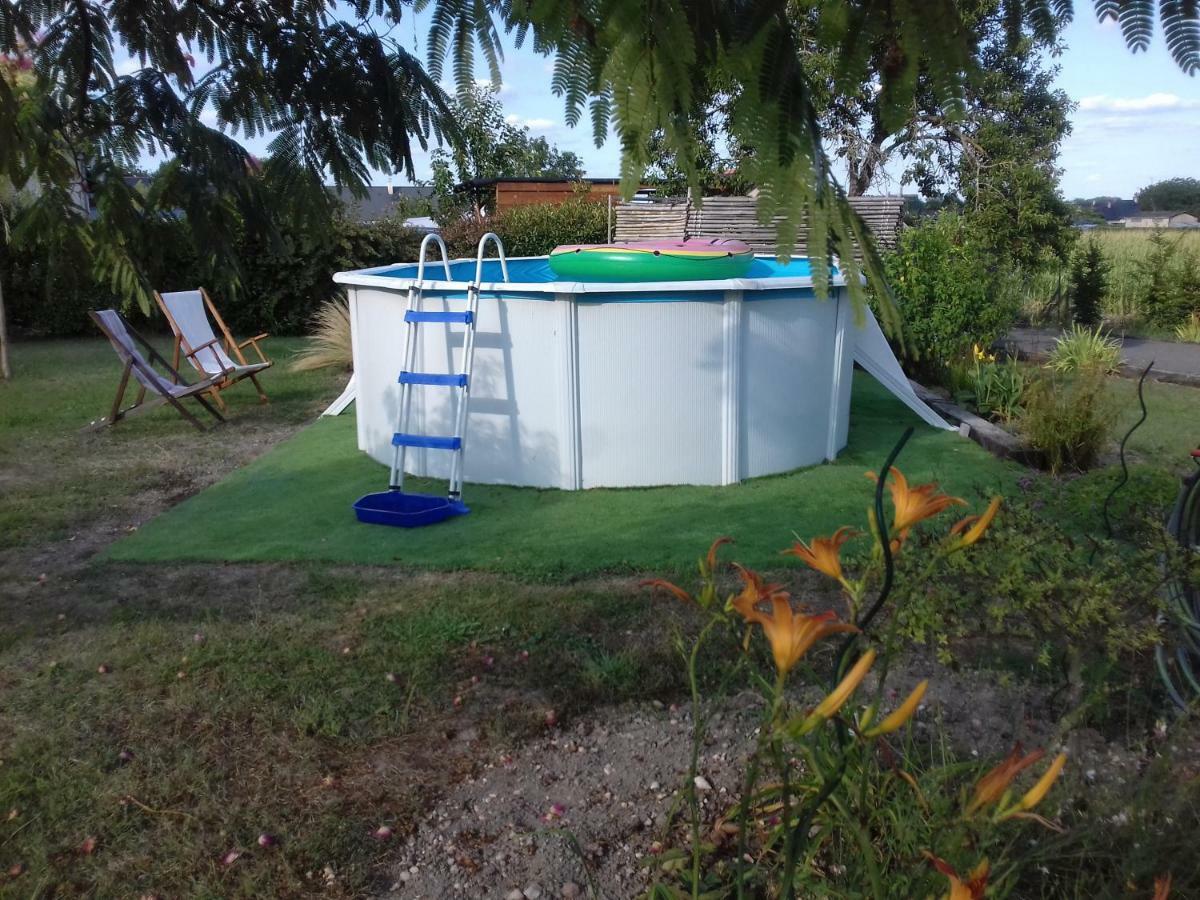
[87,310,226,432]
[154,287,272,410]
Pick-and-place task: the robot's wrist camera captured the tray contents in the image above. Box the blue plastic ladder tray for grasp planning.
[353,490,470,528]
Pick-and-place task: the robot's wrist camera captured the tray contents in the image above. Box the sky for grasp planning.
[1053,13,1200,198]
[131,7,1200,201]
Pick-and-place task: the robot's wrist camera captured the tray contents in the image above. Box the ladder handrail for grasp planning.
[474,232,509,284]
[445,233,507,499]
[392,233,507,504]
[416,233,453,282]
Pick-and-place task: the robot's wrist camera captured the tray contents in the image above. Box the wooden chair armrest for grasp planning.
[184,336,223,357]
[238,333,271,363]
[185,337,235,373]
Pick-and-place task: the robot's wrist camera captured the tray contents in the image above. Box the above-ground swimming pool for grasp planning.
[333,254,949,489]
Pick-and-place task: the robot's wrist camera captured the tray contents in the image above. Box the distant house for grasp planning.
[1120,211,1199,229]
[1088,198,1139,222]
[456,177,634,216]
[334,184,435,222]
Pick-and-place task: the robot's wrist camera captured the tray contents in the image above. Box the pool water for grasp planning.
[376,255,827,284]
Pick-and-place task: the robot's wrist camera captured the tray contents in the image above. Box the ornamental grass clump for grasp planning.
[290,298,352,372]
[641,432,1066,897]
[1047,324,1122,375]
[1175,312,1200,344]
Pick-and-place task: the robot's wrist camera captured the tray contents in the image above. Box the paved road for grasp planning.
[1004,327,1200,384]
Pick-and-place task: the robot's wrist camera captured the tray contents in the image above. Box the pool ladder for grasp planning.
[389,232,509,511]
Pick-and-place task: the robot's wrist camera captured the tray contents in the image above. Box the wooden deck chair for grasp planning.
[154,288,272,409]
[87,309,226,431]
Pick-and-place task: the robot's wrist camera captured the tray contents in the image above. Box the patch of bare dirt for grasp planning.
[380,664,1150,899]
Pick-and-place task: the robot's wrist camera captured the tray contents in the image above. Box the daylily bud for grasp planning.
[968,744,1044,816]
[1014,752,1067,813]
[949,497,1002,549]
[792,650,876,735]
[864,680,927,737]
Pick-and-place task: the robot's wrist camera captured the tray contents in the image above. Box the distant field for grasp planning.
[1024,227,1200,329]
[1089,228,1200,318]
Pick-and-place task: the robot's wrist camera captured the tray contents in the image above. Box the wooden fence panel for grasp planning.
[611,195,905,257]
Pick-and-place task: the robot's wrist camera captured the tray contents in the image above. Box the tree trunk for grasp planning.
[0,272,10,380]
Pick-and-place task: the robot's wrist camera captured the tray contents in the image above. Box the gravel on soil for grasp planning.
[381,664,1139,899]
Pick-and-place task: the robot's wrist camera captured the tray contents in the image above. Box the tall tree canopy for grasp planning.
[807,2,1071,201]
[0,0,1197,331]
[429,84,584,216]
[1136,177,1200,215]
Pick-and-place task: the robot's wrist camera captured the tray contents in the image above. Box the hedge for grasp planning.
[3,197,609,339]
[1,214,424,338]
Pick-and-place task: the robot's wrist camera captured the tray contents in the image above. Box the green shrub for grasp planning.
[1138,231,1200,328]
[1,210,424,337]
[1046,324,1122,374]
[441,197,609,259]
[885,213,1020,379]
[1,215,196,336]
[437,212,493,258]
[892,499,1168,709]
[1069,237,1109,327]
[495,196,608,256]
[1019,369,1116,473]
[219,211,425,335]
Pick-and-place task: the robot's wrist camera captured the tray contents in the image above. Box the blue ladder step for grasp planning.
[399,372,468,386]
[392,432,462,450]
[405,310,473,324]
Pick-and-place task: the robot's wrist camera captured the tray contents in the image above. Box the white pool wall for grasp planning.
[336,256,860,489]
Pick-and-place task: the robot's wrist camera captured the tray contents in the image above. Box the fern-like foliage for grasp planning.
[0,0,1197,320]
[1,0,456,310]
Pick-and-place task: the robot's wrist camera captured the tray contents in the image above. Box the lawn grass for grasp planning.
[0,564,697,897]
[103,373,1020,577]
[5,339,1200,897]
[0,337,346,547]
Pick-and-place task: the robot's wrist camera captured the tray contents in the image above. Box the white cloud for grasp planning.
[474,77,513,95]
[1078,92,1200,113]
[505,114,556,130]
[1086,173,1103,182]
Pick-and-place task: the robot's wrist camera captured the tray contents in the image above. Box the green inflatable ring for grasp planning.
[548,239,754,282]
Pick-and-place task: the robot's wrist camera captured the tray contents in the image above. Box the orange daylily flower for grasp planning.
[864,679,928,737]
[729,564,789,623]
[950,497,1002,548]
[784,526,859,582]
[641,579,693,604]
[1154,874,1172,900]
[730,565,857,676]
[868,467,965,540]
[926,854,989,900]
[967,743,1045,816]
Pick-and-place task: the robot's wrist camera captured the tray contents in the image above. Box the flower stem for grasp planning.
[685,618,719,898]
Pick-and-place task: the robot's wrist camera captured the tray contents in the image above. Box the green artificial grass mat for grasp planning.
[104,374,1021,577]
